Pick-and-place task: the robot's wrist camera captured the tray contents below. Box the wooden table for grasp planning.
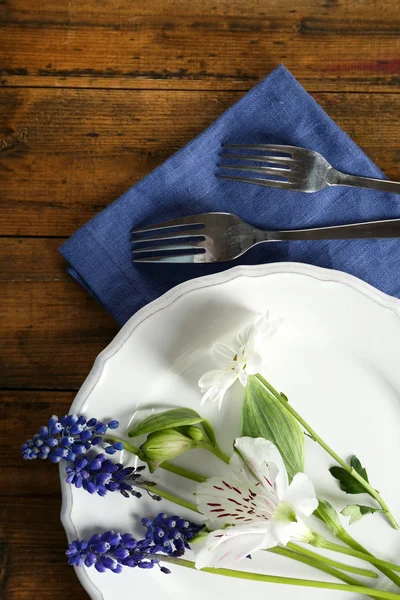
[1,0,399,597]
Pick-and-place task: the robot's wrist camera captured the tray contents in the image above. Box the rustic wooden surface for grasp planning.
[1,0,399,597]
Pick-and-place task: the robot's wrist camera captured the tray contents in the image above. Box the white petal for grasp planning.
[235,332,247,351]
[197,475,254,528]
[220,370,239,389]
[246,313,269,349]
[285,519,314,543]
[244,352,263,374]
[200,385,220,405]
[268,517,296,547]
[248,312,283,353]
[217,391,227,410]
[280,472,318,519]
[233,437,288,497]
[194,523,270,569]
[196,471,276,530]
[266,317,284,338]
[238,370,248,387]
[213,344,235,363]
[245,320,262,349]
[200,370,238,408]
[198,369,225,389]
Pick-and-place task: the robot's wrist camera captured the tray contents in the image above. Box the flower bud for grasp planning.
[140,429,196,466]
[315,500,345,536]
[183,426,205,442]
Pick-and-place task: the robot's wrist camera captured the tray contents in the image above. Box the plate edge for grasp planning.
[60,261,400,600]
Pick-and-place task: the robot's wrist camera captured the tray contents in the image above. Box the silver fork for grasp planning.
[131,212,400,263]
[218,144,400,194]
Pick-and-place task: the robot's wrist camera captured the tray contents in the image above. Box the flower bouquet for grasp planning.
[22,313,400,599]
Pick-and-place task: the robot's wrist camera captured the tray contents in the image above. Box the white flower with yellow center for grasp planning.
[198,312,281,409]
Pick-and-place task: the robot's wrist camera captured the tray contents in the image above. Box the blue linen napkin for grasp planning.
[60,65,400,326]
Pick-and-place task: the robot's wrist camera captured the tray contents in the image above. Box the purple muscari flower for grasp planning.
[66,515,203,575]
[65,452,146,498]
[66,531,161,574]
[21,415,121,463]
[141,512,204,557]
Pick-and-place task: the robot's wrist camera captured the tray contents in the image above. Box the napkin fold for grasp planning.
[60,65,400,325]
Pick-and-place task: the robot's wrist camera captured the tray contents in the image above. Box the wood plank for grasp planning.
[0,87,241,236]
[0,492,86,598]
[0,238,68,282]
[0,280,118,388]
[1,88,400,236]
[0,495,66,546]
[1,544,86,599]
[0,241,118,389]
[3,0,396,21]
[0,0,399,91]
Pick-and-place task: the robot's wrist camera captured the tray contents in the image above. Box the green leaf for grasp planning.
[128,408,204,438]
[350,455,369,483]
[241,375,305,481]
[329,467,366,494]
[330,455,370,495]
[341,504,382,525]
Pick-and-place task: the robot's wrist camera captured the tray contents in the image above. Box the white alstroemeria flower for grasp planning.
[194,437,317,569]
[198,312,282,408]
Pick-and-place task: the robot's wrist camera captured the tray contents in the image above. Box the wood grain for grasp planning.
[0,87,240,236]
[1,88,400,236]
[1,1,400,598]
[1,495,67,546]
[3,0,396,21]
[0,279,118,388]
[1,544,85,599]
[1,0,399,91]
[0,238,68,282]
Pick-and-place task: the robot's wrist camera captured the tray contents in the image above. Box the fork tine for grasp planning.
[133,248,203,263]
[217,174,296,190]
[219,164,290,179]
[131,214,204,235]
[131,229,205,244]
[223,144,300,155]
[220,153,293,166]
[132,244,203,255]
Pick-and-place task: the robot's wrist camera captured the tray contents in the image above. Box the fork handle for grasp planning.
[267,219,400,241]
[329,169,400,193]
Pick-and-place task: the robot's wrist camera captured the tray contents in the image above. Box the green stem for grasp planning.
[108,433,399,587]
[338,530,400,589]
[287,542,377,578]
[268,546,370,587]
[255,374,399,530]
[316,501,400,589]
[159,461,208,483]
[103,435,207,483]
[155,555,400,600]
[311,536,400,574]
[204,444,230,464]
[140,484,379,585]
[139,482,199,514]
[140,482,379,589]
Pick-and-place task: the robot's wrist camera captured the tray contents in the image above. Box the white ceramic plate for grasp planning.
[61,262,400,600]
